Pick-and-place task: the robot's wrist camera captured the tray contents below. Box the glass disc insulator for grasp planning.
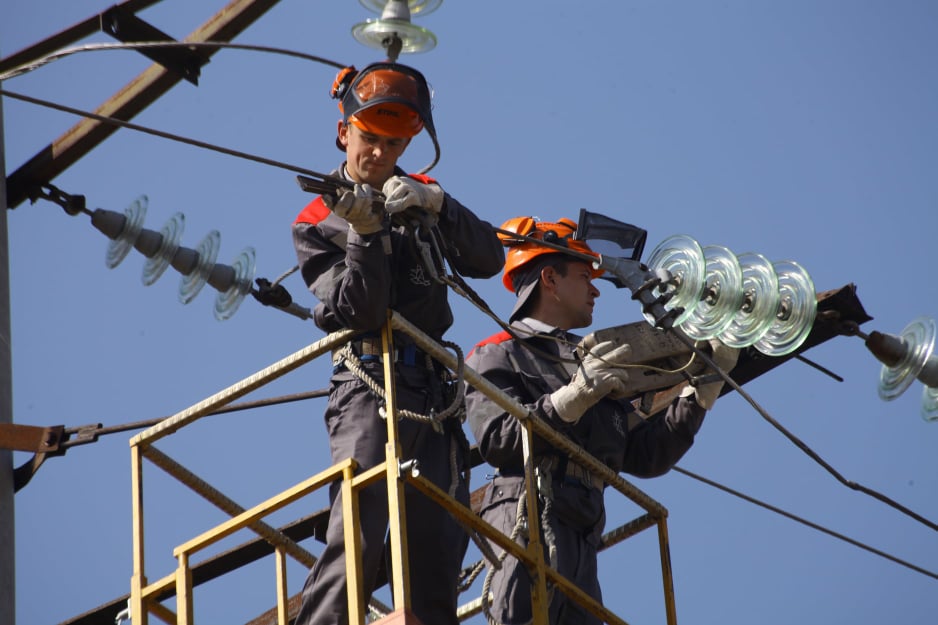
[642,234,706,328]
[351,20,437,54]
[141,212,185,286]
[214,247,256,321]
[179,230,220,305]
[879,316,936,401]
[753,260,817,357]
[921,386,938,423]
[358,0,443,16]
[681,245,744,341]
[719,252,779,348]
[105,195,147,269]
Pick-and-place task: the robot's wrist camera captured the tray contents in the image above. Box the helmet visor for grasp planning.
[350,103,423,138]
[342,63,434,138]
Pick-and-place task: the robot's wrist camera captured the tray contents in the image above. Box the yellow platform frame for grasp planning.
[127,312,678,625]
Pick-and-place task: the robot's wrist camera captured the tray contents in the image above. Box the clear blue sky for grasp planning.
[4,1,938,624]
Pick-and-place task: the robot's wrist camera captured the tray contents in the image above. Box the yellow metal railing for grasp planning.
[127,311,678,625]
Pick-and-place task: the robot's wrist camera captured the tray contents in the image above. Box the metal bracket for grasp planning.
[597,256,678,329]
[0,422,102,492]
[100,6,207,85]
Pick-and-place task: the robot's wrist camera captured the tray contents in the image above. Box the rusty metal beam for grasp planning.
[4,0,283,209]
[100,5,207,85]
[725,283,872,389]
[56,507,331,625]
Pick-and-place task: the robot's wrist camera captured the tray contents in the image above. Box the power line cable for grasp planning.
[673,465,938,581]
[11,79,937,535]
[63,387,330,448]
[0,87,345,186]
[5,38,935,543]
[0,40,345,82]
[683,341,938,534]
[41,397,938,584]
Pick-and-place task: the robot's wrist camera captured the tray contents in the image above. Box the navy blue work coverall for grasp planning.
[291,164,504,625]
[466,317,707,625]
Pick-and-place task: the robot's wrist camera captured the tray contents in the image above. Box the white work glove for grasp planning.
[324,183,383,235]
[681,339,740,410]
[550,340,632,424]
[382,175,444,215]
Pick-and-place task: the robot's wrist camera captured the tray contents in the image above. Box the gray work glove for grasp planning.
[324,183,383,234]
[382,175,444,215]
[550,340,632,424]
[681,339,740,409]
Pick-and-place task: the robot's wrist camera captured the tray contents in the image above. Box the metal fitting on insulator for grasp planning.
[838,319,864,338]
[865,331,908,368]
[251,277,293,308]
[33,183,87,216]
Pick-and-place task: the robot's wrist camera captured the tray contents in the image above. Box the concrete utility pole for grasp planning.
[0,43,15,625]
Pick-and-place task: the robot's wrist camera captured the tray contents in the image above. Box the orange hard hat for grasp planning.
[499,216,603,292]
[332,63,429,139]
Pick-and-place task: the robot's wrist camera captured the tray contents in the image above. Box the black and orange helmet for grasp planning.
[333,61,434,139]
[331,61,441,171]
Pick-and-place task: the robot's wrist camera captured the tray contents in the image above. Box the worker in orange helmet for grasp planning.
[496,216,606,325]
[291,62,504,625]
[466,215,739,624]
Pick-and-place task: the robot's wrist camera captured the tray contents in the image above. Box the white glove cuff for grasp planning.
[550,385,592,424]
